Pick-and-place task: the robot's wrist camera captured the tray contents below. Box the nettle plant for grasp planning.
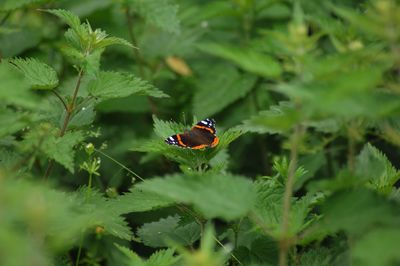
[1,1,400,266]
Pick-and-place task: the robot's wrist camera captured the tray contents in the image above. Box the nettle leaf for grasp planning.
[355,143,400,194]
[137,173,256,220]
[320,188,400,235]
[117,245,179,266]
[153,115,186,139]
[132,117,243,169]
[44,9,87,40]
[241,102,300,134]
[253,179,318,237]
[0,28,42,58]
[197,42,282,78]
[352,228,400,266]
[146,248,180,266]
[94,36,134,50]
[45,9,86,41]
[193,65,257,118]
[10,58,59,90]
[129,0,180,34]
[0,63,40,109]
[87,71,168,101]
[115,244,143,265]
[0,108,31,138]
[70,188,133,241]
[137,215,200,248]
[43,131,84,173]
[107,187,174,214]
[298,247,332,266]
[47,9,132,57]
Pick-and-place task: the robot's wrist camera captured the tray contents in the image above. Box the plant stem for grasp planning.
[52,90,68,112]
[278,124,302,266]
[86,172,93,201]
[43,69,84,180]
[347,124,355,172]
[94,148,144,182]
[74,236,83,266]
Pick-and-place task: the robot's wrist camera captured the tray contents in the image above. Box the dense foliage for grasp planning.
[1,0,400,265]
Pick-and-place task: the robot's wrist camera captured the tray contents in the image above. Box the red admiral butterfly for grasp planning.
[165,118,219,149]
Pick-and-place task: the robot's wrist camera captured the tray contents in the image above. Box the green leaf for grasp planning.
[117,245,180,266]
[10,58,59,90]
[115,244,143,265]
[108,187,174,214]
[137,215,200,248]
[0,28,42,57]
[241,102,300,134]
[146,249,180,266]
[355,143,400,195]
[42,130,84,173]
[45,9,86,41]
[129,0,180,34]
[352,228,400,266]
[94,36,134,50]
[0,108,31,137]
[298,247,332,266]
[0,63,40,109]
[193,65,257,118]
[320,189,400,235]
[197,42,282,78]
[87,71,168,101]
[137,173,256,220]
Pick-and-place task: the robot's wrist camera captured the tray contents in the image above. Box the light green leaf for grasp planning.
[352,228,400,266]
[321,189,400,235]
[146,249,180,266]
[87,71,167,101]
[137,215,200,248]
[10,58,59,90]
[0,28,42,57]
[193,65,257,118]
[137,173,256,220]
[298,247,332,266]
[129,0,180,34]
[107,187,174,214]
[241,102,300,134]
[0,63,39,109]
[197,42,282,78]
[356,143,400,195]
[115,244,143,265]
[94,36,134,50]
[45,9,86,41]
[43,131,84,173]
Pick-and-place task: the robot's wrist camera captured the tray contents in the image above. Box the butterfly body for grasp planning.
[165,118,219,149]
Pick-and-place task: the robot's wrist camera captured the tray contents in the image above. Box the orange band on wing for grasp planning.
[194,125,214,134]
[211,136,219,147]
[176,134,186,147]
[191,144,208,150]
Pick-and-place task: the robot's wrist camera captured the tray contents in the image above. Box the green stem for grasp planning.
[94,148,144,182]
[86,172,93,201]
[43,69,84,180]
[74,235,83,266]
[278,124,302,266]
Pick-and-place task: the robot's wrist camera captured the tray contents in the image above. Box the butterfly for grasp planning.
[165,118,219,149]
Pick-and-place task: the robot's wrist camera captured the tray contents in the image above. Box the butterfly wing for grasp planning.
[165,118,219,149]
